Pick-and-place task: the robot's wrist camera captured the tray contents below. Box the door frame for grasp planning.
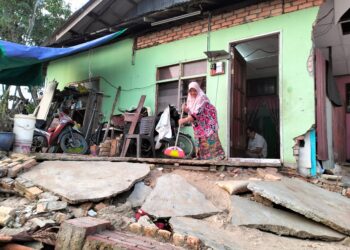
[226,31,283,162]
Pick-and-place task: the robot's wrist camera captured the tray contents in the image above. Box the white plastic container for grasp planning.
[13,114,36,154]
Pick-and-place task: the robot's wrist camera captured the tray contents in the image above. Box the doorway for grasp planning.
[230,34,280,159]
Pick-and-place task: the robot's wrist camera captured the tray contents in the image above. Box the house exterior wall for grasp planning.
[46,2,321,164]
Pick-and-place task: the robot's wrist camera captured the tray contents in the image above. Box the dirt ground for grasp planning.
[159,168,350,250]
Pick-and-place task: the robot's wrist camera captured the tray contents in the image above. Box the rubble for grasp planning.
[126,181,152,207]
[0,155,38,179]
[55,217,111,250]
[21,161,150,204]
[247,178,350,235]
[170,217,243,250]
[0,155,348,249]
[0,206,16,226]
[231,195,345,241]
[141,174,219,218]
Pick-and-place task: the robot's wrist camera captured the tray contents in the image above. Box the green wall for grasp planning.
[46,7,319,164]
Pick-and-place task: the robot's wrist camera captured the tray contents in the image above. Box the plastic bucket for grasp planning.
[13,114,36,154]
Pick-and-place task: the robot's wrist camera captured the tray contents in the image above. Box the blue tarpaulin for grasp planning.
[0,29,126,86]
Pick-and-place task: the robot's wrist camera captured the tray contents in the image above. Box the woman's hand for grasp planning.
[178,115,194,126]
[178,118,187,126]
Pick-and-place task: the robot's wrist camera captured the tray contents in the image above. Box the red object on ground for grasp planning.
[155,222,165,229]
[135,209,148,221]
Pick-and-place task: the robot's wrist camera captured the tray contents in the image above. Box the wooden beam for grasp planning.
[33,153,281,167]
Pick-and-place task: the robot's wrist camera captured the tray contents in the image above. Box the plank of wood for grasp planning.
[103,87,121,142]
[33,153,281,167]
[35,81,58,120]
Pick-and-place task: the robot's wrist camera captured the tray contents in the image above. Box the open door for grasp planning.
[230,46,247,157]
[230,34,280,159]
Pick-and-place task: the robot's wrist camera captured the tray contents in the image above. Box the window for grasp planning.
[156,60,207,113]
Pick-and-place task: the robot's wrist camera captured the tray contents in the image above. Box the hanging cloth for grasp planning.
[155,106,172,149]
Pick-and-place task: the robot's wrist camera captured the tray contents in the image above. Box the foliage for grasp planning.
[0,1,72,131]
[0,0,72,45]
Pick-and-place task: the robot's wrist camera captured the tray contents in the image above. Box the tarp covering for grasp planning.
[0,29,126,86]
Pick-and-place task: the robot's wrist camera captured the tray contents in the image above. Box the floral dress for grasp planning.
[190,102,225,160]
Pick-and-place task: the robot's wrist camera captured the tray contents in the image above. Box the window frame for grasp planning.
[155,60,207,114]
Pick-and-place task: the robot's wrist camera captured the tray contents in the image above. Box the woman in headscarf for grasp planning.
[178,81,225,160]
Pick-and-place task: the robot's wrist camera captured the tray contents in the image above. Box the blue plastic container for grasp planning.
[0,132,15,151]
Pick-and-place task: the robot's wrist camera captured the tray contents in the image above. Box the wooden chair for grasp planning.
[124,116,156,158]
[120,95,146,157]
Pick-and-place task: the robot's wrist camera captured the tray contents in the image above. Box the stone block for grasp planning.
[186,235,201,250]
[94,202,107,212]
[6,162,19,168]
[128,223,142,234]
[55,217,111,250]
[0,206,16,226]
[14,178,34,193]
[36,202,48,213]
[0,167,8,177]
[38,192,59,201]
[143,226,158,238]
[24,186,43,200]
[0,178,14,190]
[47,201,67,211]
[172,233,185,246]
[21,159,37,171]
[8,164,24,178]
[54,212,71,224]
[157,229,171,242]
[30,218,55,228]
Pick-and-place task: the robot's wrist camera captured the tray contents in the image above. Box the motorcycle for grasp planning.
[32,111,89,154]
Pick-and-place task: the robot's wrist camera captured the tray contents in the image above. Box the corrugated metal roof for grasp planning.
[46,0,259,46]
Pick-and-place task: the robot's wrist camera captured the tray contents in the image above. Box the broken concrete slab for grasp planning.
[20,161,150,204]
[247,178,350,235]
[231,196,345,241]
[141,174,219,218]
[127,182,152,207]
[170,217,243,250]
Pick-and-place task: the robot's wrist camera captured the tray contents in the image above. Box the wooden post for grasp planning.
[102,87,121,142]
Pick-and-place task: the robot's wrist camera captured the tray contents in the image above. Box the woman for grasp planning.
[178,81,225,160]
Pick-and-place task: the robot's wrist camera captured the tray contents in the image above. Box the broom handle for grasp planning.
[174,108,184,147]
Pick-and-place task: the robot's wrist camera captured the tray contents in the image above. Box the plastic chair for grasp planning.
[124,116,156,158]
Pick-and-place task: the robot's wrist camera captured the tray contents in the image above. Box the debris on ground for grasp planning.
[0,153,349,249]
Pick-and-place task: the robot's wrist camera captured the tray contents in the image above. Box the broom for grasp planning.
[163,107,185,159]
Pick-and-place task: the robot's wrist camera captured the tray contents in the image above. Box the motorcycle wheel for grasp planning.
[177,133,195,158]
[60,132,88,154]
